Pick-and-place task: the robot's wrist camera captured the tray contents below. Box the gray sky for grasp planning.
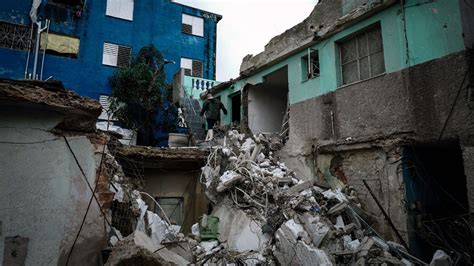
[174,0,317,81]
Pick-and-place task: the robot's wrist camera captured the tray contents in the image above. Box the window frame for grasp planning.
[338,23,385,86]
[180,57,203,78]
[102,42,132,68]
[301,48,320,82]
[181,13,204,37]
[106,0,134,21]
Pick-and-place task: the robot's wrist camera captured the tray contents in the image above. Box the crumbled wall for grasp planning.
[143,168,208,234]
[239,0,342,75]
[316,147,408,242]
[0,106,108,265]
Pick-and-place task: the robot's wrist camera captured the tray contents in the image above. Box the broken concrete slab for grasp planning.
[274,224,333,265]
[212,199,271,252]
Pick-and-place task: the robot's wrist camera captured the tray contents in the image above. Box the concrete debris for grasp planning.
[430,250,453,266]
[103,129,431,265]
[186,130,426,265]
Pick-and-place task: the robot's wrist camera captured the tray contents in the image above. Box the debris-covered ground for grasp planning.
[105,130,447,265]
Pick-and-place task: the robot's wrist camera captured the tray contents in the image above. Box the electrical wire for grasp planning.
[437,67,470,142]
[64,120,116,265]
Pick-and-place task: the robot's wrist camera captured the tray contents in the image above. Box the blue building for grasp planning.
[0,0,221,101]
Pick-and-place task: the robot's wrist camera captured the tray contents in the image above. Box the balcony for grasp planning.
[172,69,220,103]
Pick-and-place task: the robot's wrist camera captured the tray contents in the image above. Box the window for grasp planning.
[98,95,117,121]
[154,197,184,225]
[106,0,134,21]
[0,21,32,51]
[182,14,204,37]
[40,33,79,58]
[340,25,385,85]
[102,42,131,67]
[180,58,203,78]
[301,48,320,81]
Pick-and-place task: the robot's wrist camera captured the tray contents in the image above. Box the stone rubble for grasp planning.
[104,130,440,265]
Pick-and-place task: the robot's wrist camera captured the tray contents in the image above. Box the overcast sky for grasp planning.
[173,0,317,81]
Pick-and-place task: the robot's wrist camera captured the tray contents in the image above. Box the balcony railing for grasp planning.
[183,75,220,100]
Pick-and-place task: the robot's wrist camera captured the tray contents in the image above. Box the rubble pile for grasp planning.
[104,130,428,265]
[193,130,420,265]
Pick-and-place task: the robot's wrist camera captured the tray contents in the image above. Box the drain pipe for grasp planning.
[24,23,34,79]
[40,19,50,81]
[32,20,48,80]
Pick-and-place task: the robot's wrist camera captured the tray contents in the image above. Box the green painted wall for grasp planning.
[182,76,220,102]
[215,0,465,124]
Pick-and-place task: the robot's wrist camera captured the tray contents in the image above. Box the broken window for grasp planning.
[106,0,134,21]
[182,14,204,37]
[154,197,184,225]
[339,24,385,85]
[0,21,32,51]
[102,42,132,67]
[40,33,79,59]
[180,58,203,78]
[301,48,320,81]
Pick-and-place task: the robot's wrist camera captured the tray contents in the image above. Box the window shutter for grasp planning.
[117,45,131,67]
[182,14,203,37]
[192,60,203,78]
[99,95,115,120]
[192,17,204,36]
[106,0,134,21]
[103,43,118,66]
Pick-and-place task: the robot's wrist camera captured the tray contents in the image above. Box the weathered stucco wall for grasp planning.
[289,51,472,151]
[0,105,107,265]
[316,147,407,242]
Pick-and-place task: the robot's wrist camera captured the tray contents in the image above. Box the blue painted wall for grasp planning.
[0,0,220,100]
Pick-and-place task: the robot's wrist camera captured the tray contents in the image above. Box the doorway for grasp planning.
[402,143,472,264]
[247,66,289,134]
[230,92,241,124]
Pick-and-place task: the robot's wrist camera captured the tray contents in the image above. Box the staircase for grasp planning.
[180,96,206,143]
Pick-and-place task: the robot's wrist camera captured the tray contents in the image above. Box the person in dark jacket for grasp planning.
[200,93,227,141]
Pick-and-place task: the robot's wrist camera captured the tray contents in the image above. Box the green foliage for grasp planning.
[108,44,169,145]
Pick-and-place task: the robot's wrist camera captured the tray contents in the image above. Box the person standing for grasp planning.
[200,93,227,141]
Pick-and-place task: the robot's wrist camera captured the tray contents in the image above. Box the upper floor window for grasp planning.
[301,48,320,81]
[339,24,385,85]
[102,42,132,67]
[181,58,203,78]
[182,14,204,37]
[0,21,32,51]
[106,0,134,21]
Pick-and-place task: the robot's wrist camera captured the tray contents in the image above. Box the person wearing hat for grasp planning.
[200,93,227,141]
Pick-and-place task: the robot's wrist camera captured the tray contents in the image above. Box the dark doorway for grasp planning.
[402,143,472,264]
[247,66,288,134]
[230,92,241,124]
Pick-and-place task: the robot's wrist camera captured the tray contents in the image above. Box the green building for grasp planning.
[203,0,474,263]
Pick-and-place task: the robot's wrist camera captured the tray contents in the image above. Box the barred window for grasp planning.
[340,24,385,85]
[180,58,203,78]
[102,42,131,67]
[0,21,32,51]
[301,48,320,81]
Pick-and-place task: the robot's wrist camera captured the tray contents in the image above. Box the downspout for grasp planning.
[40,19,50,81]
[32,21,47,80]
[24,24,34,79]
